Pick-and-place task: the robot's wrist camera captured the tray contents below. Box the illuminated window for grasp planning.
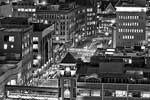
[33,37,39,42]
[25,43,27,48]
[11,45,14,48]
[32,9,36,12]
[28,9,32,12]
[141,92,150,98]
[33,59,39,65]
[64,79,71,87]
[33,44,38,49]
[17,8,21,11]
[9,36,14,42]
[20,8,24,12]
[25,9,28,12]
[91,90,100,96]
[115,90,127,97]
[44,20,48,24]
[78,89,90,96]
[56,37,59,41]
[4,44,7,49]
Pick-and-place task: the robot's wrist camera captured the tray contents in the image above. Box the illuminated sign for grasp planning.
[116,7,147,12]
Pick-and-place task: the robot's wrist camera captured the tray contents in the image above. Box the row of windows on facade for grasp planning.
[4,36,15,42]
[122,35,134,39]
[119,35,144,40]
[87,31,95,35]
[3,44,14,49]
[87,13,96,16]
[118,16,140,20]
[38,14,70,20]
[118,22,139,26]
[78,9,86,14]
[77,89,150,98]
[87,17,93,21]
[17,8,36,12]
[97,9,101,14]
[118,29,144,33]
[87,27,96,30]
[87,8,93,12]
[87,21,96,25]
[117,42,142,46]
[37,19,49,24]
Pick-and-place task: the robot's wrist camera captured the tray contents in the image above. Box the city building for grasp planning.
[32,23,55,68]
[36,2,76,45]
[5,84,59,100]
[115,0,147,48]
[74,6,86,46]
[97,0,117,34]
[0,3,13,17]
[0,59,22,99]
[0,17,33,86]
[59,52,77,100]
[12,0,36,21]
[76,60,150,100]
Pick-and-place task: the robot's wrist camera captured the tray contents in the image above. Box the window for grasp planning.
[141,92,150,98]
[78,89,90,96]
[131,91,141,97]
[33,44,38,49]
[104,90,113,96]
[4,35,9,42]
[115,90,127,97]
[4,44,7,49]
[33,37,39,42]
[91,90,100,96]
[4,35,14,42]
[64,79,71,87]
[9,36,14,42]
[11,45,14,48]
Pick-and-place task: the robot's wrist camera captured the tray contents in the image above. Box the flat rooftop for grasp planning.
[0,17,28,25]
[76,61,150,84]
[0,25,31,33]
[0,63,17,77]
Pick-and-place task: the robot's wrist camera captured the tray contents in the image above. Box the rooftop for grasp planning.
[0,27,28,33]
[32,23,53,32]
[116,0,146,7]
[0,63,17,77]
[77,61,150,84]
[36,2,76,12]
[100,1,118,11]
[0,17,28,25]
[61,52,77,64]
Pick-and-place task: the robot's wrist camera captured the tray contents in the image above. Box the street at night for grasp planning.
[0,0,150,100]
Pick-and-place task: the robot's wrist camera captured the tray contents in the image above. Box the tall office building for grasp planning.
[32,23,55,67]
[115,0,147,48]
[0,17,33,85]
